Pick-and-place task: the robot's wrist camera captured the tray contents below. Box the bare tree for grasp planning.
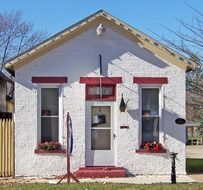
[0,11,47,66]
[151,4,203,124]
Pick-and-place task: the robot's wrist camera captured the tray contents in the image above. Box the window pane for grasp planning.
[91,106,111,128]
[88,86,100,95]
[142,89,159,116]
[87,86,114,96]
[102,87,113,95]
[41,88,59,116]
[41,117,58,142]
[142,117,159,143]
[91,129,110,150]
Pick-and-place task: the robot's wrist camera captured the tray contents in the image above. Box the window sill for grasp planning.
[34,149,66,154]
[136,149,166,154]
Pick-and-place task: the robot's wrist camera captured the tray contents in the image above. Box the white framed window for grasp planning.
[140,87,162,144]
[38,86,63,143]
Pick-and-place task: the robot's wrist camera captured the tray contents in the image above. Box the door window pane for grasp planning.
[91,106,111,150]
[91,106,110,128]
[91,129,110,150]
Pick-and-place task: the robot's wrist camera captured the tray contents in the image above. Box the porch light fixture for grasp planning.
[96,24,105,36]
[175,118,186,125]
[119,94,127,112]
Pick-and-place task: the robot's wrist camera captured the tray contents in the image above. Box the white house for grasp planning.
[5,10,196,177]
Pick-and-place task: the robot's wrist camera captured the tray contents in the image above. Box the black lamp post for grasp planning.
[170,117,185,184]
[170,152,178,184]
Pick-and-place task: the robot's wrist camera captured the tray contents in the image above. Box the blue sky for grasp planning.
[1,0,203,39]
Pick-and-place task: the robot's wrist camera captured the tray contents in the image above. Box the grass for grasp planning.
[0,158,202,190]
[0,183,203,190]
[186,158,203,173]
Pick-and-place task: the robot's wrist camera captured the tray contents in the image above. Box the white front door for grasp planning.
[86,102,115,166]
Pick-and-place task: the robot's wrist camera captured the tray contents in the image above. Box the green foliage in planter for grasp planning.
[38,141,62,151]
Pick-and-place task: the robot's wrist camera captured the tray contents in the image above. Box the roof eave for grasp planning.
[4,10,197,73]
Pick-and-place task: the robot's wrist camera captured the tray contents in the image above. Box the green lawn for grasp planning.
[0,158,202,190]
[186,158,203,173]
[0,183,203,190]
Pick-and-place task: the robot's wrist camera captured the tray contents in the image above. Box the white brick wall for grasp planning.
[15,25,186,176]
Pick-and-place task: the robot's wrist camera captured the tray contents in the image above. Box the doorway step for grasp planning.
[75,166,126,178]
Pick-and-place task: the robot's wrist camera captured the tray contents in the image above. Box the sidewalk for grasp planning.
[189,174,203,183]
[75,175,197,184]
[0,175,198,184]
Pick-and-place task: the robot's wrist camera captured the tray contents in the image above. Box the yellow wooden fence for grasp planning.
[0,119,14,177]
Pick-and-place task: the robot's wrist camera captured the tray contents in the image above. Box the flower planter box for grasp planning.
[136,149,166,153]
[36,141,64,154]
[34,149,66,154]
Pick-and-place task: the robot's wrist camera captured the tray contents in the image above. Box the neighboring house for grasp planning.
[5,10,197,177]
[186,121,202,145]
[186,91,203,145]
[0,67,14,115]
[186,90,203,124]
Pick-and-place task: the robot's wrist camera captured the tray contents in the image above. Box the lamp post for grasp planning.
[170,152,178,184]
[170,117,185,184]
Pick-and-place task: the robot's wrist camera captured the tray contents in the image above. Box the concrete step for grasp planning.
[75,166,126,178]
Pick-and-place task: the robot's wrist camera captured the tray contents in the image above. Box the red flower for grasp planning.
[141,142,164,151]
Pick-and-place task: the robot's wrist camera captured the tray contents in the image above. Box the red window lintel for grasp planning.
[80,77,122,84]
[133,77,168,84]
[32,77,68,83]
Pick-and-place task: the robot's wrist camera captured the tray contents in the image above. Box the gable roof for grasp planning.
[5,9,197,72]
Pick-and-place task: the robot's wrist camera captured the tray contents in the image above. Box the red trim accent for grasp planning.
[34,149,66,154]
[136,149,166,153]
[80,77,122,84]
[133,77,168,84]
[85,84,116,101]
[86,97,116,101]
[79,166,123,170]
[75,167,126,178]
[32,77,68,83]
